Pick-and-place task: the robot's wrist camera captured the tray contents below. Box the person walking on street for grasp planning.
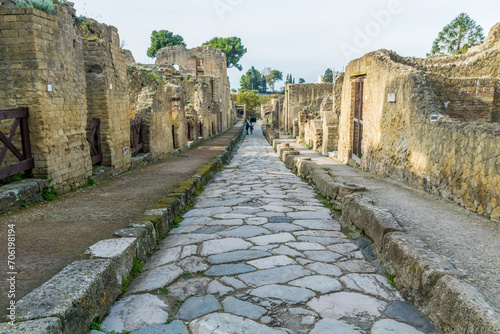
[250,123,254,134]
[245,120,250,135]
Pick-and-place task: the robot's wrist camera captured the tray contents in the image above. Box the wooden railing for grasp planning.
[0,108,34,180]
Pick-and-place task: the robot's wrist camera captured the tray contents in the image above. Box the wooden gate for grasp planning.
[0,108,33,180]
[130,117,144,155]
[86,119,102,165]
[352,78,364,159]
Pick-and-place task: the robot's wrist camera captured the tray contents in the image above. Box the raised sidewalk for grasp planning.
[0,123,243,328]
[270,132,500,334]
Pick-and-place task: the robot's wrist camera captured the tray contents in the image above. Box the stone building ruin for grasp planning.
[0,3,235,200]
[267,23,500,222]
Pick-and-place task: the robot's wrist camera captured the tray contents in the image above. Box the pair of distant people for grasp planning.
[245,120,254,135]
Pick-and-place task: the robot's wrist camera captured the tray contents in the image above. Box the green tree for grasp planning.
[285,73,295,85]
[147,30,186,58]
[203,37,247,71]
[299,78,306,83]
[323,68,334,82]
[265,70,283,92]
[236,91,261,110]
[240,66,266,93]
[430,13,485,55]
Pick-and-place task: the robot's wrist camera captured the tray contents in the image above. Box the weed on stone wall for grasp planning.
[14,0,55,13]
[42,185,59,201]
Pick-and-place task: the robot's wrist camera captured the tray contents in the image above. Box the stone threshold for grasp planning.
[0,128,244,334]
[269,135,500,334]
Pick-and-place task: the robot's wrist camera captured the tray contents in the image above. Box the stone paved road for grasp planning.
[95,124,438,334]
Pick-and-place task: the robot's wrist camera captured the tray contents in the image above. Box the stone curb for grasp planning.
[3,127,244,334]
[269,137,500,334]
[0,179,50,212]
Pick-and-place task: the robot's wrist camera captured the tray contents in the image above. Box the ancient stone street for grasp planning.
[96,125,436,334]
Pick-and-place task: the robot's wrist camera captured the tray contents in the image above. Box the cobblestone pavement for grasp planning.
[96,125,437,334]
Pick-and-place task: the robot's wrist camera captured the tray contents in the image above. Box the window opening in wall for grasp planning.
[199,122,203,138]
[187,122,191,141]
[196,58,204,76]
[352,77,365,160]
[210,79,214,99]
[212,122,215,136]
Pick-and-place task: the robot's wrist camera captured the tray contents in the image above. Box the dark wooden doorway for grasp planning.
[352,78,364,159]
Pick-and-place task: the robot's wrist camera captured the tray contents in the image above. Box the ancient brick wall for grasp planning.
[0,6,92,190]
[429,76,499,122]
[83,21,131,173]
[283,83,333,133]
[337,23,500,220]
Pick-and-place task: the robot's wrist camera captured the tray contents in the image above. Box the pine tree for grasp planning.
[430,13,485,55]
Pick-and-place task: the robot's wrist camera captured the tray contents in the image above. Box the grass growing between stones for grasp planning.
[387,274,396,287]
[120,257,143,293]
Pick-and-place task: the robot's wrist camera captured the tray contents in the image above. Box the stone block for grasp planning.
[426,275,500,334]
[16,260,120,334]
[379,232,459,305]
[86,237,137,285]
[341,195,401,248]
[0,317,62,334]
[114,222,157,262]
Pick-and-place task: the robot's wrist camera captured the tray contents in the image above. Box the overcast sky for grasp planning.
[72,0,500,90]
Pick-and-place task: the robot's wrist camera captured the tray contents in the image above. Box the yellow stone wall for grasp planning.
[337,30,500,220]
[0,6,92,189]
[83,23,131,173]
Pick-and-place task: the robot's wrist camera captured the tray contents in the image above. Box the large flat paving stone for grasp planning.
[336,260,378,274]
[287,211,332,220]
[162,234,219,248]
[306,262,343,276]
[248,233,296,246]
[222,296,267,319]
[218,226,271,238]
[264,223,304,232]
[183,207,232,218]
[271,245,304,257]
[340,274,400,301]
[286,242,326,251]
[309,318,363,334]
[127,264,183,294]
[189,313,288,334]
[144,246,182,270]
[239,265,311,286]
[292,220,341,231]
[298,235,347,245]
[205,263,257,276]
[289,275,343,294]
[371,319,424,334]
[386,301,437,333]
[307,292,387,319]
[303,250,343,263]
[130,320,189,334]
[250,284,316,303]
[247,255,297,269]
[207,250,271,264]
[200,238,252,256]
[176,295,222,321]
[101,294,168,333]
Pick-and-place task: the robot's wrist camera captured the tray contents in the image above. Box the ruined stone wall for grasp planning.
[83,21,131,173]
[155,45,233,134]
[303,119,323,151]
[283,83,333,133]
[322,73,344,156]
[0,6,91,189]
[337,26,500,220]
